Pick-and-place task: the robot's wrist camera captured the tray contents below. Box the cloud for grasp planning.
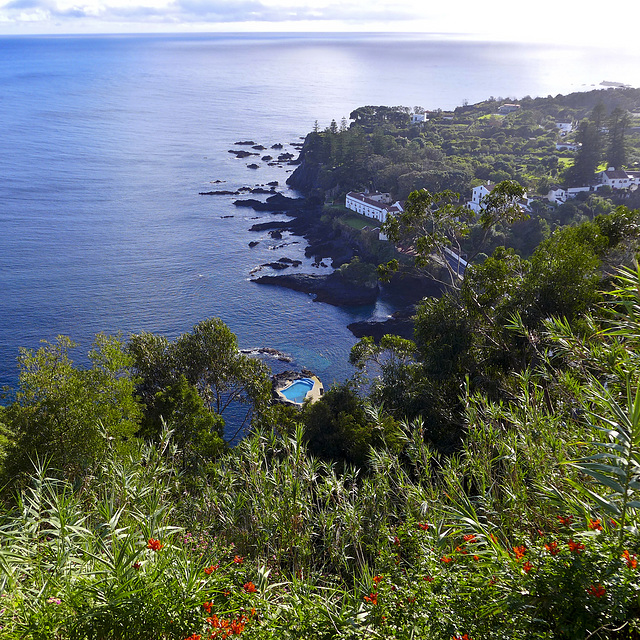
[0,0,418,27]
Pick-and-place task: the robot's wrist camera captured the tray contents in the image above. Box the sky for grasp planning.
[0,0,636,47]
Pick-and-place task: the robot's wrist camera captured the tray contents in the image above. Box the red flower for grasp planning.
[455,546,468,555]
[133,562,141,570]
[522,561,533,573]
[587,518,603,531]
[230,618,245,634]
[417,522,429,531]
[587,583,606,598]
[463,534,476,543]
[373,575,383,584]
[473,555,480,562]
[453,634,473,640]
[203,601,214,614]
[623,549,638,569]
[568,539,585,554]
[184,634,201,640]
[364,592,378,605]
[243,581,257,593]
[544,541,559,556]
[407,596,416,603]
[440,555,453,564]
[233,555,244,564]
[424,575,434,582]
[393,536,401,546]
[204,564,218,575]
[513,545,526,560]
[557,515,573,526]
[147,538,163,551]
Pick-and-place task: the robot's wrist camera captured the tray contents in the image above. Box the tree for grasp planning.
[566,119,602,186]
[129,319,272,441]
[379,181,526,288]
[607,107,630,169]
[3,335,142,483]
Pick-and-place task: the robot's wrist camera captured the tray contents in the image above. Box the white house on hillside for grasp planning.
[598,167,637,189]
[468,181,530,213]
[498,104,521,115]
[555,122,574,135]
[345,191,404,224]
[411,113,427,124]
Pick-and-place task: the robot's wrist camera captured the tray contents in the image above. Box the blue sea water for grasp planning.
[1,32,639,402]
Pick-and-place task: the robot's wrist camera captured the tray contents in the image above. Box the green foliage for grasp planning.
[129,318,273,442]
[2,334,142,485]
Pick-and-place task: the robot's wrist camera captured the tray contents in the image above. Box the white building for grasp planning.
[498,103,521,115]
[468,182,530,213]
[556,142,581,151]
[345,191,404,224]
[555,122,574,135]
[411,113,427,124]
[547,185,568,204]
[598,167,635,189]
[468,183,495,213]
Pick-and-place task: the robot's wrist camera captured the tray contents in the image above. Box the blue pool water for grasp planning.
[281,378,315,404]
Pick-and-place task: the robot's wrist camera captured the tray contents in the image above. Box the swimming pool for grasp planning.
[280,378,315,404]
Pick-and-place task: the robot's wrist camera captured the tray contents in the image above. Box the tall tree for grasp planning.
[566,119,602,186]
[607,107,630,169]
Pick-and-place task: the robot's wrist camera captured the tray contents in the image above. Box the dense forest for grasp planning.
[1,90,640,639]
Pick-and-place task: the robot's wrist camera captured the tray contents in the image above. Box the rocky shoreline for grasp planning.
[206,137,441,340]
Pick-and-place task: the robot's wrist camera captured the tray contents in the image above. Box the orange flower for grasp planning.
[522,561,533,573]
[147,538,163,551]
[557,515,573,526]
[455,546,468,555]
[203,602,214,614]
[417,522,429,531]
[587,519,603,531]
[233,555,244,564]
[373,575,383,584]
[463,534,476,543]
[440,555,453,564]
[544,541,559,556]
[243,581,257,593]
[204,564,219,575]
[568,539,585,554]
[184,634,201,640]
[587,584,606,598]
[473,555,480,562]
[230,618,245,635]
[364,592,378,605]
[622,549,638,569]
[513,545,526,560]
[207,614,220,627]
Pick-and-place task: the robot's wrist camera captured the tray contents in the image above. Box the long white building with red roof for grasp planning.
[345,191,404,224]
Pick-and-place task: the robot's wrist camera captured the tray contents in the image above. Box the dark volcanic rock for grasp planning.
[199,190,240,195]
[252,145,267,150]
[267,181,279,186]
[249,220,291,232]
[271,143,283,149]
[278,153,294,161]
[228,149,259,158]
[247,163,260,169]
[248,241,259,247]
[347,316,415,341]
[233,193,312,211]
[269,230,283,239]
[262,155,273,161]
[235,140,256,145]
[253,272,378,306]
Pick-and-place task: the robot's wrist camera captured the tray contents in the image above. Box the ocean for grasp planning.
[1,32,639,400]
